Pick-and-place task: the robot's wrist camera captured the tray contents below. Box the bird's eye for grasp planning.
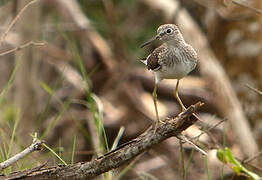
[166,28,172,34]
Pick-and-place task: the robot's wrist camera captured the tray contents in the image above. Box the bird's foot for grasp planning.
[153,119,165,134]
[181,105,187,112]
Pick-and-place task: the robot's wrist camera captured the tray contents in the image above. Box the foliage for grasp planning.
[217,147,260,180]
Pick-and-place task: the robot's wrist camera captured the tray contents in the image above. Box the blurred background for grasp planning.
[0,0,262,179]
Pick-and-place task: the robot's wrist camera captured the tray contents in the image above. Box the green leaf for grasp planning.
[216,149,228,163]
[225,147,241,166]
[232,166,241,175]
[217,147,261,180]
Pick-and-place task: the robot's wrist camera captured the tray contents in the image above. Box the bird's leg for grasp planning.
[152,83,161,131]
[174,80,186,111]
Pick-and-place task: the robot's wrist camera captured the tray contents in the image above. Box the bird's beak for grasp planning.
[140,34,161,48]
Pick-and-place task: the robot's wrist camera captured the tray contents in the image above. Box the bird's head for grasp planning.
[140,24,183,48]
[156,24,183,42]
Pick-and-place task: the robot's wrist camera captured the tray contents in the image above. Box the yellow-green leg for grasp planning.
[152,83,160,131]
[174,80,186,111]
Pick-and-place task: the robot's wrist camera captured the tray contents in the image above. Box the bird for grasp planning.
[140,24,198,130]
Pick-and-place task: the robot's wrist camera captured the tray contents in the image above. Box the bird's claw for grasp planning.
[153,119,165,134]
[181,106,186,112]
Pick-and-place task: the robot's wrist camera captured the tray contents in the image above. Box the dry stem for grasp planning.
[0,41,45,57]
[0,0,39,46]
[0,134,43,172]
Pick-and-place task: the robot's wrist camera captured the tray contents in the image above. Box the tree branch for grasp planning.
[0,135,44,172]
[4,102,203,179]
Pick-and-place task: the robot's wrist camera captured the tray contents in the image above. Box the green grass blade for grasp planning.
[221,124,227,180]
[71,135,76,164]
[185,149,195,179]
[43,143,67,165]
[58,138,62,157]
[204,155,211,180]
[0,129,8,160]
[60,29,109,156]
[91,94,109,152]
[40,98,71,139]
[37,70,64,125]
[0,58,20,105]
[40,81,54,95]
[7,108,20,159]
[139,172,157,180]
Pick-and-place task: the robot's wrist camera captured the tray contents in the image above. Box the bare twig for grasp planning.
[0,0,39,46]
[242,151,262,164]
[4,102,203,179]
[0,41,45,57]
[193,118,227,140]
[177,135,207,156]
[245,84,262,96]
[0,133,43,172]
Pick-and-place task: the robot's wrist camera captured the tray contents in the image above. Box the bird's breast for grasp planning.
[156,53,197,80]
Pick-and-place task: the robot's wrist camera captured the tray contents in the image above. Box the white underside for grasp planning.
[153,60,196,84]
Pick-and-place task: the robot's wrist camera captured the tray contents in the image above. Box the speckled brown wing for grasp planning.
[146,53,160,71]
[146,45,168,71]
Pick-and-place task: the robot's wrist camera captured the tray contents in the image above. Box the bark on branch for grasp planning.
[3,102,203,180]
[0,135,43,172]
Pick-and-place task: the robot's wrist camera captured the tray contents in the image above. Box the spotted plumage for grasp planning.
[140,24,198,131]
[141,24,197,84]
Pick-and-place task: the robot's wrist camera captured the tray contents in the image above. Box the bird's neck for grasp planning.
[166,38,186,48]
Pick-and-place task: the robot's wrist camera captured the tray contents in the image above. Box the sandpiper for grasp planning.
[140,24,197,129]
